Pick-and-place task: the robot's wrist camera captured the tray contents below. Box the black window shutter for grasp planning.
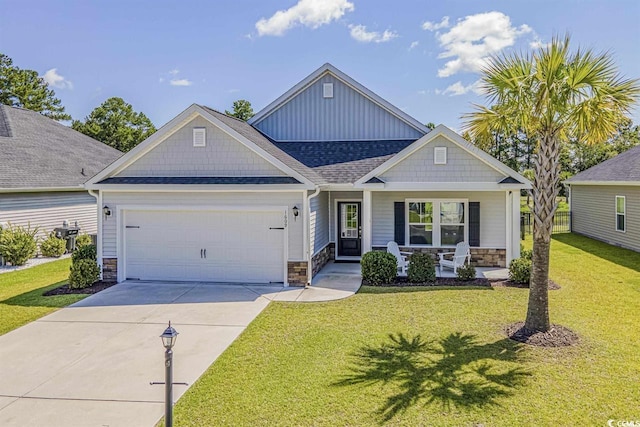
[394,202,405,245]
[469,202,480,247]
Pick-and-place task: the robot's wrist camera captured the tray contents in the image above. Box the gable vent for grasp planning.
[434,147,447,164]
[323,83,334,98]
[193,128,206,147]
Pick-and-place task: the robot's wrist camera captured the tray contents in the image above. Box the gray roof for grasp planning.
[0,105,122,190]
[98,176,301,185]
[566,145,640,183]
[274,140,415,183]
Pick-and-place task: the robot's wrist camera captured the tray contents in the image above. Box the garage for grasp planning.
[123,208,286,283]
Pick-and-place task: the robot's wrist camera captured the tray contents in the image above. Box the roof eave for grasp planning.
[564,180,640,186]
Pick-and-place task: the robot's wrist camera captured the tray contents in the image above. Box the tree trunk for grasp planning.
[525,133,561,332]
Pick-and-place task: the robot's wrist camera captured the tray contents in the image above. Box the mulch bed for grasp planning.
[363,277,492,287]
[505,321,579,347]
[43,280,117,296]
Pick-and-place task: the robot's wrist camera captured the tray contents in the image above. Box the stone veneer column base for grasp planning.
[311,244,332,277]
[287,261,308,287]
[376,247,507,268]
[102,258,118,282]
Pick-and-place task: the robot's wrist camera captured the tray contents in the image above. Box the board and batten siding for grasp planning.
[101,191,304,260]
[309,191,329,256]
[380,136,506,183]
[571,185,640,252]
[253,74,425,142]
[371,191,507,248]
[117,117,286,178]
[0,191,97,239]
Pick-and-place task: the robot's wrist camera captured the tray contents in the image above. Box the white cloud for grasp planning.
[422,16,449,31]
[529,36,550,49]
[256,0,354,36]
[441,80,484,96]
[169,69,179,75]
[349,24,398,43]
[417,89,427,95]
[434,11,532,78]
[409,41,419,50]
[42,68,73,89]
[170,79,192,87]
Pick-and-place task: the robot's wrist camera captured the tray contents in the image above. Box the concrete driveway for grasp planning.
[0,281,289,427]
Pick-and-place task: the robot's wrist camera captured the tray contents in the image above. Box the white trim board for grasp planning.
[355,125,531,189]
[86,104,315,189]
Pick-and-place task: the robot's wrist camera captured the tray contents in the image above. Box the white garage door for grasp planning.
[124,209,285,283]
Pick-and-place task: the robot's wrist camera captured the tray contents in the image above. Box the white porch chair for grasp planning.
[387,241,412,274]
[438,242,471,275]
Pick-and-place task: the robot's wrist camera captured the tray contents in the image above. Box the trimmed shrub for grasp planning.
[75,233,92,248]
[40,233,67,258]
[509,257,532,284]
[520,248,533,260]
[69,259,100,289]
[361,251,397,285]
[0,224,38,266]
[72,244,96,264]
[456,263,477,281]
[407,252,436,283]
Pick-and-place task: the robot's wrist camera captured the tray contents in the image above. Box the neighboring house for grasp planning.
[0,105,122,239]
[565,145,640,252]
[86,63,529,285]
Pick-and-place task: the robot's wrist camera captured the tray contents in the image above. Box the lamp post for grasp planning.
[160,321,179,427]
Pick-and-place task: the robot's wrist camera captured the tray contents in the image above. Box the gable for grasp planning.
[116,116,286,178]
[379,135,506,183]
[253,73,425,142]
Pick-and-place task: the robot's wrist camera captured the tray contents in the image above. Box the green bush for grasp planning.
[509,257,532,284]
[361,251,397,285]
[456,263,477,281]
[75,233,92,248]
[69,259,100,289]
[72,244,96,263]
[407,252,436,283]
[0,224,38,266]
[40,233,67,258]
[520,248,533,260]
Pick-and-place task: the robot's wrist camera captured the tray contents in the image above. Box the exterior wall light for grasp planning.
[103,205,112,217]
[292,205,299,220]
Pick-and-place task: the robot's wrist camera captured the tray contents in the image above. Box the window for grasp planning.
[408,202,433,245]
[193,128,206,147]
[407,199,467,246]
[616,196,626,232]
[341,203,359,238]
[440,202,465,245]
[434,147,447,164]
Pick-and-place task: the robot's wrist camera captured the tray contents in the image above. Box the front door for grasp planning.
[337,202,361,257]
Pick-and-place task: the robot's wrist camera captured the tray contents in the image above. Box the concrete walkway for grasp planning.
[0,266,361,427]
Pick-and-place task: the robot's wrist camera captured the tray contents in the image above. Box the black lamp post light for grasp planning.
[151,321,187,427]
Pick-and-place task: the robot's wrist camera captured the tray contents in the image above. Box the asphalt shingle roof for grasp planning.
[274,140,416,183]
[0,105,122,189]
[566,145,640,183]
[97,176,301,185]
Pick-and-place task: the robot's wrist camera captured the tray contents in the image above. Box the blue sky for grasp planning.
[1,0,639,130]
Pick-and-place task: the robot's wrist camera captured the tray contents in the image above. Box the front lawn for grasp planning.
[0,258,87,335]
[171,234,640,426]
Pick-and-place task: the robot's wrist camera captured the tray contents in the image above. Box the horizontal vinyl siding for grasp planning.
[380,136,506,183]
[101,191,304,260]
[0,192,97,239]
[254,74,424,141]
[571,185,640,252]
[329,191,363,242]
[310,191,329,255]
[371,191,506,248]
[117,117,286,177]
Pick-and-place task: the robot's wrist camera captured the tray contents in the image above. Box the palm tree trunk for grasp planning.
[525,134,561,332]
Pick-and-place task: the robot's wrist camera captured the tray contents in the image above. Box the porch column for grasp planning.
[362,190,372,254]
[511,190,521,260]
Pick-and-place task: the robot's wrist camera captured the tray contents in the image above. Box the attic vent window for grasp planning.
[434,147,447,165]
[193,128,206,147]
[323,83,334,98]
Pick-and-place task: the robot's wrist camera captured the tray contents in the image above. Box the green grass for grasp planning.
[171,234,640,426]
[0,258,87,335]
[521,196,568,213]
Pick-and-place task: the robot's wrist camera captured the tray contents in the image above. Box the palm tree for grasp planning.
[464,35,639,333]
